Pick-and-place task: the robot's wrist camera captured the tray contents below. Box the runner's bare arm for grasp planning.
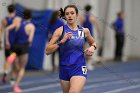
[46,26,63,55]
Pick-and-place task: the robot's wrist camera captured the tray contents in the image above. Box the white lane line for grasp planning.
[103,84,140,93]
[0,78,58,89]
[0,74,118,89]
[8,83,60,93]
[6,77,117,93]
[0,75,126,90]
[54,78,140,93]
[1,71,139,89]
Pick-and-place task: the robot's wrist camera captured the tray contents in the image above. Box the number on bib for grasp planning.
[82,66,87,74]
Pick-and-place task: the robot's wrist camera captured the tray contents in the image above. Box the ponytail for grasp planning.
[59,8,65,20]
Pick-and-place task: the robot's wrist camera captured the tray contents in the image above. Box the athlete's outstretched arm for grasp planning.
[46,27,63,55]
[5,17,20,48]
[84,28,97,56]
[5,17,21,32]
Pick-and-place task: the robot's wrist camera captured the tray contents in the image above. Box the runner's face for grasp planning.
[65,7,78,24]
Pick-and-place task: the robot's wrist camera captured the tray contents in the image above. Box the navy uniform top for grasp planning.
[113,18,124,34]
[15,20,31,44]
[115,18,124,33]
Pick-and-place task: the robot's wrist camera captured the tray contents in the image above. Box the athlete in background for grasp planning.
[6,9,35,92]
[1,4,18,84]
[79,4,99,70]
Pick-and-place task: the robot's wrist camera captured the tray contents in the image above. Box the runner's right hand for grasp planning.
[61,32,72,44]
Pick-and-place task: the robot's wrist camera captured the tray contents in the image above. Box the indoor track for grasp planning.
[0,60,140,93]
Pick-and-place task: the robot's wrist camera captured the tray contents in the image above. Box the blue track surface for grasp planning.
[0,60,140,93]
